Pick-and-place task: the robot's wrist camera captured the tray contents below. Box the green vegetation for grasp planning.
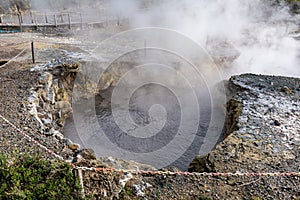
[119,185,133,200]
[0,153,83,199]
[198,195,212,200]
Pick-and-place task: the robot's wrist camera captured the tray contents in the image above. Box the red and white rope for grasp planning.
[0,113,64,161]
[74,166,300,177]
[1,113,299,177]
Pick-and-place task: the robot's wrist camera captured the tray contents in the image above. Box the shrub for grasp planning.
[0,153,83,199]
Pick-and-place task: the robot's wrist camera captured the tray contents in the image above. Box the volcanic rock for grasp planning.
[189,73,300,173]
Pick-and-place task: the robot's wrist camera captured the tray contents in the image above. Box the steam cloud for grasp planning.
[31,0,299,168]
[108,0,300,78]
[30,0,300,77]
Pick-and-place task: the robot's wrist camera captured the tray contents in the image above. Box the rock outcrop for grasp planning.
[189,73,300,173]
[29,58,79,136]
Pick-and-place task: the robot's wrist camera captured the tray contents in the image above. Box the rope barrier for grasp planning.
[73,166,300,177]
[0,113,64,161]
[0,45,29,69]
[0,113,299,177]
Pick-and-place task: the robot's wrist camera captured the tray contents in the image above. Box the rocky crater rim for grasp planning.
[27,59,299,172]
[189,73,300,173]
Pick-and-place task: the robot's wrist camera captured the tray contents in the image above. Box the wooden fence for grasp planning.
[0,11,84,32]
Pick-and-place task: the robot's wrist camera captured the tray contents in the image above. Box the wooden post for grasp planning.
[77,169,85,198]
[30,11,34,23]
[34,14,38,29]
[20,12,23,23]
[45,13,48,23]
[117,15,120,26]
[9,14,13,24]
[80,13,83,30]
[104,9,108,26]
[54,14,57,27]
[144,39,147,57]
[17,13,23,32]
[0,15,2,24]
[31,41,35,64]
[67,13,71,29]
[60,14,64,23]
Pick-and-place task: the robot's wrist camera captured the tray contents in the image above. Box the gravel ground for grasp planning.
[0,69,71,160]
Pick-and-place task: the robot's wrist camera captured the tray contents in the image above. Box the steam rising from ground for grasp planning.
[33,0,299,168]
[30,0,300,77]
[108,0,300,78]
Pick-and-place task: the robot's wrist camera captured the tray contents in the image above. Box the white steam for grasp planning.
[109,0,300,78]
[28,0,300,77]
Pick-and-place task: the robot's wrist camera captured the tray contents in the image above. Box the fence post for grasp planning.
[117,15,120,26]
[20,12,23,23]
[17,13,23,32]
[30,11,34,23]
[80,13,83,30]
[31,41,35,64]
[0,15,2,24]
[144,39,147,57]
[67,13,71,29]
[9,14,13,24]
[34,14,38,29]
[54,14,57,27]
[45,13,48,23]
[77,169,85,198]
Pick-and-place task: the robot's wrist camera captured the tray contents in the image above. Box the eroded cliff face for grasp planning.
[28,59,79,135]
[28,59,158,171]
[189,73,300,173]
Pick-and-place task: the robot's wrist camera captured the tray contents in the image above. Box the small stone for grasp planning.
[73,154,83,163]
[274,120,281,126]
[41,118,52,125]
[68,143,80,151]
[53,131,64,140]
[63,138,72,145]
[281,86,293,94]
[80,148,96,160]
